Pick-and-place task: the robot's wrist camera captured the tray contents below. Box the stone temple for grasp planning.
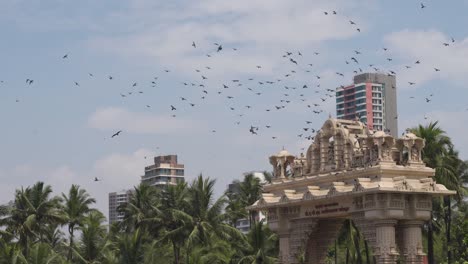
[249,118,455,264]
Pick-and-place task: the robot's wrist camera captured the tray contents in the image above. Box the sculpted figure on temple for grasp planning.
[411,146,419,162]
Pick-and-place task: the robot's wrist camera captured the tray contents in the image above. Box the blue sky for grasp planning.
[1,0,468,218]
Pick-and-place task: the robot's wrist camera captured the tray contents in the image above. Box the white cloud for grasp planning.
[88,107,198,134]
[384,29,468,88]
[87,0,366,79]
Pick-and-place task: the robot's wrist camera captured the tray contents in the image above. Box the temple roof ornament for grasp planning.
[270,149,295,179]
[249,118,455,211]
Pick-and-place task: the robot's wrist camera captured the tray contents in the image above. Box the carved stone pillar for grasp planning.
[374,219,399,264]
[278,210,291,263]
[279,232,291,264]
[320,139,329,171]
[398,220,425,264]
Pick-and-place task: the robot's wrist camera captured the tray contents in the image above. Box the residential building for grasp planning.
[141,155,185,187]
[336,73,398,137]
[108,189,133,224]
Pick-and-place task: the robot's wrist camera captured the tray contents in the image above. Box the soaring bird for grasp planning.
[249,126,258,135]
[192,41,196,48]
[111,130,122,138]
[420,2,426,8]
[62,54,68,59]
[217,45,223,52]
[170,105,177,111]
[94,177,101,182]
[434,68,440,72]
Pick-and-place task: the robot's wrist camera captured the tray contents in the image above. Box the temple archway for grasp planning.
[249,118,455,264]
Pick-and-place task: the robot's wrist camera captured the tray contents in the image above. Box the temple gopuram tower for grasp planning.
[249,118,455,264]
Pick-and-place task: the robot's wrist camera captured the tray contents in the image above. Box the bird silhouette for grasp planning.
[111,130,122,138]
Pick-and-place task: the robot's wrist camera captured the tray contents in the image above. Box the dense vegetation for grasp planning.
[0,122,467,264]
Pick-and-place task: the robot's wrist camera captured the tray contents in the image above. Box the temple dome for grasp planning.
[373,130,388,138]
[275,149,294,157]
[402,132,418,139]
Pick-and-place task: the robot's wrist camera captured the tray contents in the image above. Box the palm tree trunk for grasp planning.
[346,247,349,264]
[428,212,434,264]
[68,225,74,261]
[444,196,452,264]
[335,239,338,264]
[172,241,180,264]
[20,233,28,258]
[364,240,370,264]
[355,234,363,264]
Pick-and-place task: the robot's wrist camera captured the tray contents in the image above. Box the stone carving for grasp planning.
[251,118,455,264]
[270,149,295,179]
[411,146,419,162]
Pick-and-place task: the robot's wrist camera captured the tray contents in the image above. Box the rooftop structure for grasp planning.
[141,155,185,187]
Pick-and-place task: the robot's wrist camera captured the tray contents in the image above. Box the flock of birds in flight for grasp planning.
[2,2,457,155]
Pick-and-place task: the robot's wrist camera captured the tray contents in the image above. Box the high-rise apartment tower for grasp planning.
[108,189,133,224]
[140,155,185,186]
[336,73,398,137]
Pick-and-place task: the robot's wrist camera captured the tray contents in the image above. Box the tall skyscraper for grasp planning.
[336,73,398,137]
[140,155,185,186]
[108,189,133,224]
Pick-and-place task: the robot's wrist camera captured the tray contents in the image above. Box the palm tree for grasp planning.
[158,182,190,264]
[116,228,145,264]
[237,220,278,264]
[0,182,64,257]
[337,219,363,264]
[239,173,262,227]
[410,122,460,264]
[75,210,109,263]
[186,175,244,247]
[42,223,64,250]
[118,184,157,233]
[17,243,65,264]
[142,241,173,264]
[62,184,96,261]
[0,238,23,264]
[225,196,247,227]
[187,236,235,264]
